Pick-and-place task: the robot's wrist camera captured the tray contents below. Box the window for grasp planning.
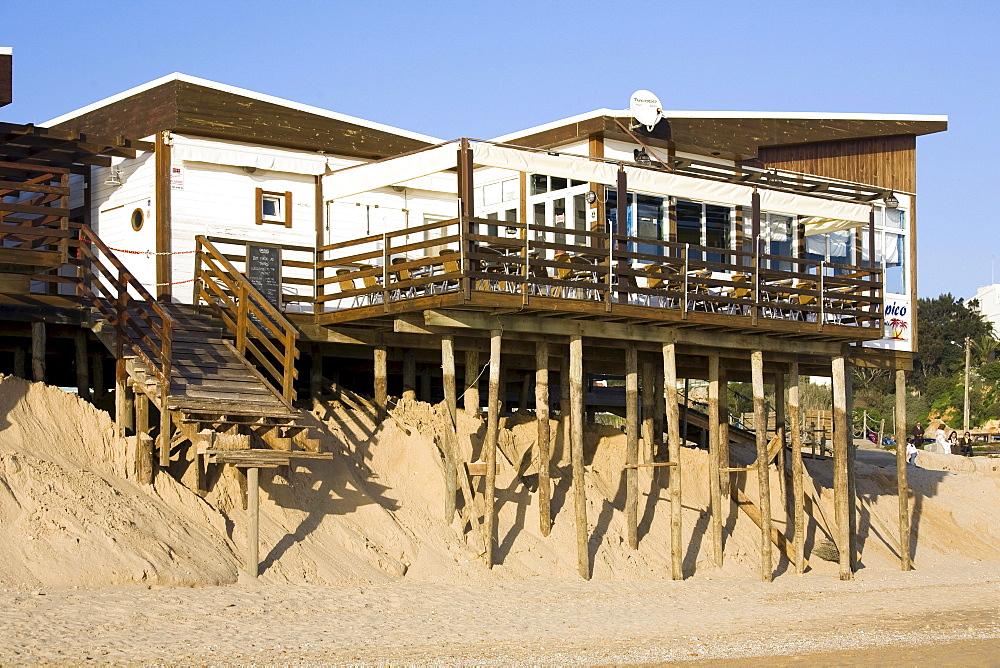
[675,200,732,262]
[130,208,144,231]
[256,188,292,227]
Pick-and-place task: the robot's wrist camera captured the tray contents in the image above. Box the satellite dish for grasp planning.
[629,90,662,131]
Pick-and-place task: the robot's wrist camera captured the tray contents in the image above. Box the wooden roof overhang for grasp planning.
[498,113,947,164]
[0,122,151,173]
[47,78,434,161]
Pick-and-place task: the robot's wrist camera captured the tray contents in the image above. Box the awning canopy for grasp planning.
[323,140,872,233]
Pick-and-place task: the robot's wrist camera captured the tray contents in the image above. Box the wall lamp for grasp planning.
[633,148,651,165]
[884,191,899,209]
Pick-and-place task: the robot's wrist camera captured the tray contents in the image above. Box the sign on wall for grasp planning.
[863,297,912,352]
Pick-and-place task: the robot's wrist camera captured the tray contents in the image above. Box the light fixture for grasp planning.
[241,166,258,175]
[633,148,651,165]
[585,190,597,204]
[884,191,899,209]
[104,165,123,186]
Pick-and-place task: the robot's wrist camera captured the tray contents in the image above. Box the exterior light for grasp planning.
[585,190,597,204]
[884,191,899,209]
[633,148,651,165]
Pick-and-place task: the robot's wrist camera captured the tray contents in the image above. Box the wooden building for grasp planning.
[0,59,947,580]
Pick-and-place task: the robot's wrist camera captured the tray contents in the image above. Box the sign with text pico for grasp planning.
[247,243,282,312]
[864,298,912,352]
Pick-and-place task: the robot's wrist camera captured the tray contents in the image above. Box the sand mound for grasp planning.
[1,373,999,589]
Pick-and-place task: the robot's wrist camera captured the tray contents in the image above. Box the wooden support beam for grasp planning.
[158,405,172,470]
[653,364,665,465]
[31,321,44,382]
[484,329,501,567]
[663,342,683,580]
[625,344,639,550]
[895,366,911,571]
[832,355,853,580]
[403,349,416,401]
[74,329,90,401]
[154,131,172,300]
[560,355,571,458]
[13,346,25,380]
[136,433,154,486]
[708,353,723,567]
[789,359,806,574]
[373,345,387,414]
[719,362,730,497]
[641,360,655,465]
[247,466,260,578]
[464,348,480,415]
[751,349,773,582]
[441,334,457,524]
[535,339,552,537]
[570,334,590,579]
[92,354,104,400]
[845,363,857,572]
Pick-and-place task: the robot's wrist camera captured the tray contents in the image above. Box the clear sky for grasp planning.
[3,0,995,301]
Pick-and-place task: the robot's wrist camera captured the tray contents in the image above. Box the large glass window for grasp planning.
[675,200,702,257]
[807,230,854,273]
[675,200,732,262]
[764,213,794,271]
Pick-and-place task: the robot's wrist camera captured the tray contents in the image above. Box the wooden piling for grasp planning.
[653,365,665,463]
[789,359,805,574]
[719,362,730,498]
[895,366,911,571]
[484,329,502,567]
[625,344,639,550]
[641,360,655,465]
[158,405,172,469]
[374,345,387,414]
[115,357,127,438]
[247,466,260,578]
[442,335,458,523]
[74,330,90,401]
[832,355,853,580]
[13,347,25,380]
[136,433,154,486]
[708,353,723,567]
[845,364,857,571]
[403,349,416,401]
[570,334,589,579]
[464,349,480,415]
[535,340,552,536]
[751,350,773,582]
[134,389,149,436]
[774,373,786,500]
[663,342,683,580]
[92,354,104,401]
[560,355,571,455]
[31,322,45,383]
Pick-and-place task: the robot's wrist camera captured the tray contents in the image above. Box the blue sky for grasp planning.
[3,0,995,301]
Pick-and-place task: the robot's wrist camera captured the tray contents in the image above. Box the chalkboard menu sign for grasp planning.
[247,243,282,311]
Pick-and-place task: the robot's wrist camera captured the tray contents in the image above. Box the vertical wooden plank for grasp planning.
[895,366,911,571]
[463,348,480,415]
[13,346,25,380]
[31,321,44,382]
[535,340,552,537]
[403,349,416,401]
[247,466,259,578]
[789,359,805,574]
[625,344,639,550]
[570,334,590,579]
[136,433,154,486]
[774,372,787,500]
[641,360,655,465]
[751,350,773,582]
[845,361,857,571]
[74,329,90,401]
[441,335,457,523]
[154,131,172,300]
[663,342,683,580]
[708,353,723,567]
[484,330,502,567]
[373,345,387,414]
[832,355,853,581]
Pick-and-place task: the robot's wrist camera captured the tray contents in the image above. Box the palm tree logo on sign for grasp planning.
[886,317,908,341]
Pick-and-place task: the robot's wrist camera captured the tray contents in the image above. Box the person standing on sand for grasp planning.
[935,425,951,454]
[912,421,925,446]
[906,438,919,466]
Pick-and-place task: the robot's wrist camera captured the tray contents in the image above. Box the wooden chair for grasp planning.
[334,268,360,309]
[435,248,461,294]
[358,264,381,305]
[728,272,752,315]
[389,257,414,300]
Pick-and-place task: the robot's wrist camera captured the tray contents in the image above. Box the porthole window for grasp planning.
[131,208,144,231]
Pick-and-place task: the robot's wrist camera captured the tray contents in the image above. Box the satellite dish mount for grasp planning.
[629,89,662,132]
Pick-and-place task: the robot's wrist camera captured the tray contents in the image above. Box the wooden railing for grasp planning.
[73,224,174,395]
[0,162,71,266]
[193,236,299,403]
[316,216,883,333]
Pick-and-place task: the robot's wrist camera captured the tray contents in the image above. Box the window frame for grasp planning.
[256,187,292,228]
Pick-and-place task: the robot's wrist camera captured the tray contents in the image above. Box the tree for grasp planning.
[913,294,991,390]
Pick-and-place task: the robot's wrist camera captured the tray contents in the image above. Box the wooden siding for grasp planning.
[0,53,10,108]
[748,135,917,193]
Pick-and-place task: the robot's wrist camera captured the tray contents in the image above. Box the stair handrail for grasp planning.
[74,224,175,394]
[193,235,299,403]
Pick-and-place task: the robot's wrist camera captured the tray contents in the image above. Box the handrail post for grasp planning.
[819,261,825,331]
[236,283,248,354]
[192,237,203,309]
[752,245,760,326]
[683,243,690,318]
[606,227,614,312]
[522,217,530,306]
[381,232,390,311]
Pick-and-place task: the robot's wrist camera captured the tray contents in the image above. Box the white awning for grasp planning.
[800,216,868,237]
[323,143,459,200]
[171,135,329,175]
[472,142,871,226]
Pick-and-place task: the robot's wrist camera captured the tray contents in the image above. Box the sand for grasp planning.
[1,373,1000,663]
